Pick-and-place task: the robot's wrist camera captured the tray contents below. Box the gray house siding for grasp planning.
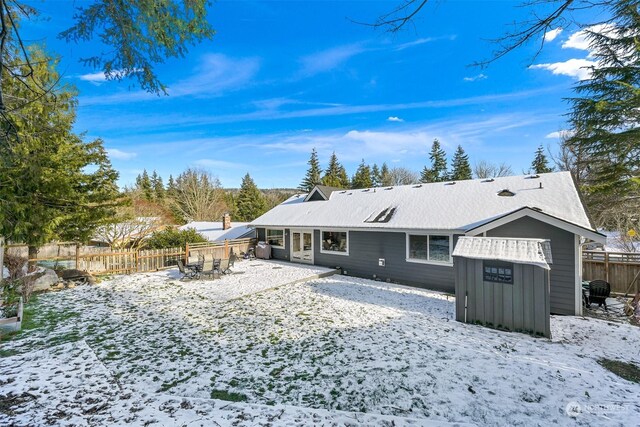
[256,227,290,260]
[455,257,551,337]
[485,217,577,315]
[313,230,457,293]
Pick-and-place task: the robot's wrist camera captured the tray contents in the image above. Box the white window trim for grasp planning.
[319,229,350,256]
[265,228,285,249]
[405,232,454,266]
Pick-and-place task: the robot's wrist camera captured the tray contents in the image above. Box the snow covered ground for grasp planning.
[1,259,639,426]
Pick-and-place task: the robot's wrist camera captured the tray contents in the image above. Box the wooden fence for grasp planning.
[583,250,640,295]
[186,238,256,260]
[14,238,257,276]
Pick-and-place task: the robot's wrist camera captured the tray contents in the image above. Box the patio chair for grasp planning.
[200,257,215,279]
[177,259,197,281]
[229,249,238,268]
[588,280,611,311]
[219,258,231,275]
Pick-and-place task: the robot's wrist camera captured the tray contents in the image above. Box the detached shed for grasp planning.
[452,237,553,338]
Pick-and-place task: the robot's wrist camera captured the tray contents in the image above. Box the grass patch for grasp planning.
[158,371,198,392]
[210,389,247,402]
[598,358,640,383]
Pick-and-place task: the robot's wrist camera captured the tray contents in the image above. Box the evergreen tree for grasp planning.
[421,139,448,182]
[379,163,393,186]
[0,46,120,261]
[151,170,165,199]
[351,159,373,189]
[299,148,322,192]
[236,173,267,221]
[138,169,153,200]
[322,152,348,188]
[338,165,351,188]
[530,145,553,174]
[371,164,381,187]
[566,1,640,229]
[450,145,473,181]
[167,175,177,195]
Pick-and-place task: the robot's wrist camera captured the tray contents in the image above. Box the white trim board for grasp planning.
[465,208,606,244]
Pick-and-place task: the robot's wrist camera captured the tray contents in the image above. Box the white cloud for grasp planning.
[545,130,575,139]
[79,54,260,106]
[544,28,563,42]
[107,148,137,160]
[299,44,365,76]
[562,24,617,52]
[387,116,404,122]
[530,58,595,80]
[78,71,107,83]
[463,74,488,82]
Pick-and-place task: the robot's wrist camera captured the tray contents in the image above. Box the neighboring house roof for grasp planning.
[250,172,600,239]
[453,236,553,270]
[180,221,255,242]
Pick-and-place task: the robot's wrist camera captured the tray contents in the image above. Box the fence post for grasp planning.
[185,242,189,262]
[604,252,609,283]
[75,242,80,270]
[224,239,229,258]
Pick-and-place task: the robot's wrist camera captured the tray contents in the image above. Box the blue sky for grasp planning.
[23,1,602,188]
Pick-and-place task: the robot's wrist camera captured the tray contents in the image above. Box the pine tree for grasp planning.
[151,170,165,199]
[530,145,553,174]
[139,169,153,200]
[371,164,381,187]
[351,159,372,189]
[338,165,351,188]
[167,175,177,195]
[322,152,348,188]
[299,148,322,192]
[421,139,448,182]
[379,163,392,186]
[236,173,267,221]
[450,145,473,181]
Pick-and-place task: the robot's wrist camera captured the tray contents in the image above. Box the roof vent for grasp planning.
[363,188,370,192]
[527,174,540,179]
[445,181,456,186]
[539,182,543,189]
[413,184,422,188]
[340,190,347,194]
[385,187,393,190]
[497,189,515,197]
[482,178,495,183]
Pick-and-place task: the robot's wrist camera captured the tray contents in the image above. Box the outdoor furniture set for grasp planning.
[177,251,238,281]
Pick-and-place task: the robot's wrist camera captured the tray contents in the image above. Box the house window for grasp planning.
[483,261,514,284]
[407,234,451,264]
[266,229,284,248]
[321,230,348,255]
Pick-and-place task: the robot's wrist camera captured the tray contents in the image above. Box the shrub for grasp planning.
[145,227,207,249]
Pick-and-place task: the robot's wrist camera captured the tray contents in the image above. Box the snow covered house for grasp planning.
[180,214,255,242]
[250,172,606,315]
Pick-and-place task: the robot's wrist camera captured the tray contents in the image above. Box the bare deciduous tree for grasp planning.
[93,194,170,250]
[172,169,227,222]
[389,167,420,185]
[473,161,513,179]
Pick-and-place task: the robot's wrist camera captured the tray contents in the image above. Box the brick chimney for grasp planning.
[222,213,231,230]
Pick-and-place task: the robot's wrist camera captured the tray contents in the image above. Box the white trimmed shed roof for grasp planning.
[250,172,595,234]
[453,237,553,270]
